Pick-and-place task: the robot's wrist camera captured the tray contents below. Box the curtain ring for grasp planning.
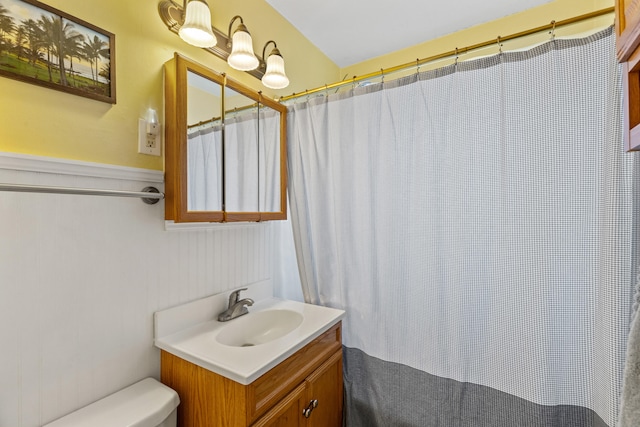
[381,68,384,84]
[455,47,459,66]
[549,20,556,40]
[416,58,420,75]
[352,76,356,90]
[497,36,503,54]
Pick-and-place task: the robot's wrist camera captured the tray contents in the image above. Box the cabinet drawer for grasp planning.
[247,322,342,423]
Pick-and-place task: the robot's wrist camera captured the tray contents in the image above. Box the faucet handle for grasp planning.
[228,288,248,305]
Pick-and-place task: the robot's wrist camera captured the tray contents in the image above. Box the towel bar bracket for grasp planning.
[141,186,162,205]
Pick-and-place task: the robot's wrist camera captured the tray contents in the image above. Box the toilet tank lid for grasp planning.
[43,378,180,427]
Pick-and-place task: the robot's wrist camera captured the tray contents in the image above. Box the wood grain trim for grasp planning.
[629,121,640,151]
[225,212,262,222]
[251,382,306,427]
[260,211,286,221]
[248,322,342,423]
[164,57,178,221]
[617,0,640,61]
[617,0,626,38]
[161,350,248,427]
[624,58,640,151]
[278,106,288,221]
[626,0,640,22]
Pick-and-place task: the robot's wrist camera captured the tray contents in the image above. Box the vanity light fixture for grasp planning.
[226,16,259,71]
[261,41,289,90]
[158,0,290,87]
[178,0,216,48]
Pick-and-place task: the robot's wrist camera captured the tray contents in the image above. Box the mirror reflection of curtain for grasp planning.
[187,126,222,211]
[225,112,259,212]
[259,108,281,212]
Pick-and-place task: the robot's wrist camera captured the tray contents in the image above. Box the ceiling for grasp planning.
[265,0,554,68]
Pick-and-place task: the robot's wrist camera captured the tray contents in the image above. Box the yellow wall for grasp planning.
[342,0,614,80]
[187,86,220,125]
[0,0,339,170]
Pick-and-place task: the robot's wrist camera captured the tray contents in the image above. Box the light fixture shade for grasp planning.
[228,29,259,71]
[178,0,217,48]
[262,51,289,89]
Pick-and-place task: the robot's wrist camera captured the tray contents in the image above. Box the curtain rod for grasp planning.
[278,7,614,102]
[188,101,261,129]
[0,183,164,205]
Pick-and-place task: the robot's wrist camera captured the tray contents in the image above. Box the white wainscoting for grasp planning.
[0,153,298,426]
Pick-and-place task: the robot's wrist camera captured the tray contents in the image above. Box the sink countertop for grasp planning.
[154,294,345,385]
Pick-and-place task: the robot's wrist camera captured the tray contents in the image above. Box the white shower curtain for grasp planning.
[187,109,282,213]
[258,108,282,212]
[225,112,259,212]
[287,27,638,426]
[187,126,222,211]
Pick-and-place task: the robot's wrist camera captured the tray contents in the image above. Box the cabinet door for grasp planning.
[303,350,343,427]
[252,383,306,427]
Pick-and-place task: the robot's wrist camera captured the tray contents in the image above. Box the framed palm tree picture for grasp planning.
[0,0,115,103]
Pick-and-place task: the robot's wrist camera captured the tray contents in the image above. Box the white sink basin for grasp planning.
[154,286,345,384]
[216,309,303,347]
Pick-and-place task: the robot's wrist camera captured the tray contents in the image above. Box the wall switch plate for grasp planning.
[138,118,161,156]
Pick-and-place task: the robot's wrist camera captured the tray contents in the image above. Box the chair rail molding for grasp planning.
[0,151,164,183]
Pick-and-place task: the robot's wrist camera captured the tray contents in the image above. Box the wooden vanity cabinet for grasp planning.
[160,322,343,427]
[253,350,343,427]
[616,0,640,150]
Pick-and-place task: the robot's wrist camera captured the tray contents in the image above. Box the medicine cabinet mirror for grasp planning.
[164,54,287,223]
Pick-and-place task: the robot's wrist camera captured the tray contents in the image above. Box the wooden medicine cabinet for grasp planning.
[164,54,287,222]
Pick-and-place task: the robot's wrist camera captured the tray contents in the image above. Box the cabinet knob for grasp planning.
[302,399,319,418]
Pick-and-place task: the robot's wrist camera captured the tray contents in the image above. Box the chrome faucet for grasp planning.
[218,288,254,322]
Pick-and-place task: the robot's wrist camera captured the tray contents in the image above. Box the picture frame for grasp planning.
[0,0,116,104]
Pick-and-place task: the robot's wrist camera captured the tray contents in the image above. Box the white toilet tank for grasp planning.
[43,378,180,427]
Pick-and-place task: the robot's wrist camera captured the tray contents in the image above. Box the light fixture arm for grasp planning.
[261,40,278,66]
[227,15,245,48]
